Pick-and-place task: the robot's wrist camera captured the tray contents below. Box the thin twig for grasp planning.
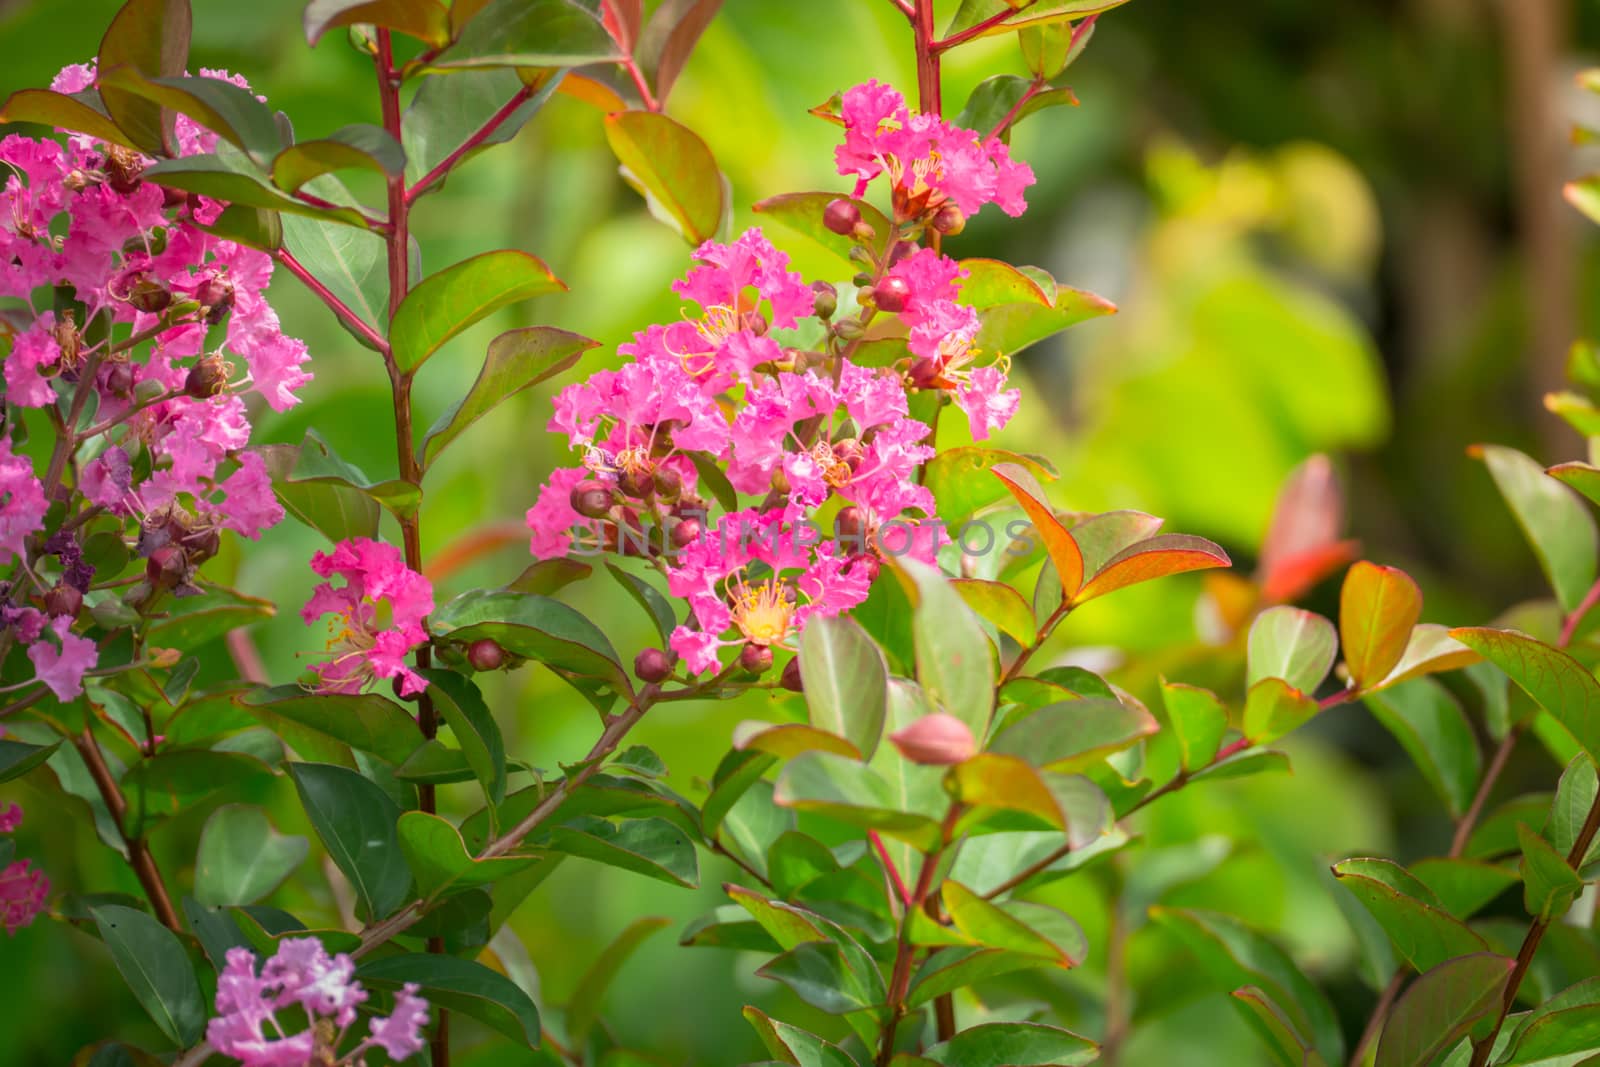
[1346,971,1406,1067]
[273,249,389,353]
[407,86,536,202]
[73,727,182,932]
[932,0,1036,53]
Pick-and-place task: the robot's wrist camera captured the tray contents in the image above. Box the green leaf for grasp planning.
[194,805,308,907]
[290,762,411,920]
[430,590,625,687]
[396,811,535,898]
[1241,677,1320,746]
[944,0,1128,38]
[799,615,888,760]
[567,917,671,1044]
[1363,679,1482,817]
[0,89,141,150]
[1018,22,1078,79]
[97,0,190,154]
[1331,858,1488,972]
[742,1006,861,1067]
[1450,627,1600,762]
[199,202,283,251]
[702,748,777,838]
[1161,682,1228,771]
[547,815,698,887]
[954,75,1077,137]
[906,947,1051,1008]
[773,751,942,848]
[1151,907,1344,1063]
[420,669,506,808]
[91,905,205,1046]
[146,583,274,648]
[951,578,1036,645]
[1550,755,1600,872]
[1248,606,1338,693]
[638,0,723,103]
[272,124,404,192]
[359,953,541,1046]
[942,881,1084,965]
[923,1021,1098,1067]
[266,428,420,523]
[757,941,878,1015]
[96,67,283,164]
[1517,823,1583,923]
[404,67,559,188]
[120,751,274,834]
[140,154,372,229]
[304,0,450,46]
[735,721,862,761]
[390,250,565,375]
[603,110,726,245]
[606,563,678,646]
[422,326,596,467]
[1340,562,1423,691]
[1501,976,1600,1064]
[1408,858,1519,920]
[990,698,1158,771]
[1476,444,1598,613]
[437,0,617,67]
[751,192,892,273]
[893,558,996,739]
[1231,986,1328,1067]
[0,739,61,784]
[280,208,387,348]
[241,686,419,765]
[1376,954,1514,1067]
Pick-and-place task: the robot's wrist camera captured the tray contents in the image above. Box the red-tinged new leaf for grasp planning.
[304,0,451,47]
[0,89,142,151]
[1450,627,1600,762]
[1258,455,1345,582]
[1068,511,1164,577]
[604,110,726,245]
[992,462,1084,598]
[599,0,642,51]
[1375,954,1513,1067]
[1549,461,1600,509]
[1338,562,1423,691]
[952,578,1036,644]
[98,0,191,155]
[1073,534,1231,605]
[638,0,723,104]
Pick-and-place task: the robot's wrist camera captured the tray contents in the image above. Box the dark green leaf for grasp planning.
[756,941,877,1015]
[359,953,541,1046]
[1376,954,1514,1067]
[751,192,891,273]
[97,67,283,164]
[924,1021,1098,1067]
[303,0,450,47]
[1230,986,1327,1067]
[547,815,698,886]
[1476,444,1598,614]
[605,563,678,645]
[567,917,670,1044]
[420,669,506,808]
[430,590,625,686]
[1517,823,1583,923]
[91,905,205,1045]
[146,583,274,648]
[241,686,418,765]
[1549,755,1600,872]
[1501,976,1600,1064]
[272,123,404,191]
[1408,858,1519,920]
[1364,679,1482,817]
[0,739,61,784]
[194,805,308,907]
[97,0,190,154]
[404,67,560,187]
[140,154,372,228]
[954,74,1077,137]
[437,0,617,68]
[290,762,411,920]
[121,750,274,834]
[396,811,536,898]
[1451,628,1600,762]
[1332,858,1488,972]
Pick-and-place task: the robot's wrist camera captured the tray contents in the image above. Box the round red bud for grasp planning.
[184,358,229,399]
[779,656,804,693]
[932,205,967,235]
[908,357,941,389]
[145,544,187,590]
[43,583,83,619]
[890,712,978,765]
[670,517,702,549]
[834,505,867,543]
[634,647,672,683]
[652,466,682,500]
[467,638,505,672]
[570,480,615,519]
[823,198,861,236]
[873,275,911,314]
[104,361,136,399]
[739,642,774,675]
[887,240,918,267]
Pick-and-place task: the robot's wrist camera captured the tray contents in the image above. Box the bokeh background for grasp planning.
[2,0,1597,1063]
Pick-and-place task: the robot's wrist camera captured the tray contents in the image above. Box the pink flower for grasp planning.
[81,447,134,513]
[302,538,433,697]
[207,939,426,1065]
[955,365,1021,441]
[834,80,1037,220]
[27,616,98,701]
[0,438,45,563]
[525,467,592,561]
[216,452,284,540]
[890,712,978,765]
[0,804,20,834]
[50,62,96,94]
[0,860,48,935]
[4,314,61,407]
[368,984,430,1060]
[674,228,812,332]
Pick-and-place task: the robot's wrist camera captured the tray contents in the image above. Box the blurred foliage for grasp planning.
[2,1,1597,1065]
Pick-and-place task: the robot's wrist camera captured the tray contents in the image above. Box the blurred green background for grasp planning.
[2,1,1597,1063]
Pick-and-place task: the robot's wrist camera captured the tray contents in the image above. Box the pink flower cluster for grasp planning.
[208,939,428,1065]
[301,538,434,697]
[0,62,307,700]
[0,804,49,936]
[521,81,1040,675]
[835,79,1035,221]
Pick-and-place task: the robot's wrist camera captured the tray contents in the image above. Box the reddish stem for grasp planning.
[424,521,530,582]
[407,86,536,203]
[869,830,913,907]
[273,249,389,352]
[620,55,660,111]
[933,0,1037,53]
[1558,576,1600,647]
[912,0,941,115]
[985,77,1045,141]
[73,728,183,933]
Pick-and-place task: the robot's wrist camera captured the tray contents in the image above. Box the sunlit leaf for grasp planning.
[798,615,888,760]
[992,462,1083,598]
[1450,627,1600,762]
[1248,606,1337,693]
[604,110,726,245]
[1241,677,1319,746]
[1475,444,1598,614]
[1074,534,1230,604]
[1339,562,1422,691]
[390,250,565,375]
[1161,681,1228,771]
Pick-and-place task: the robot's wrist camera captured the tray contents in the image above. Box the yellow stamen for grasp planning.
[727,575,796,646]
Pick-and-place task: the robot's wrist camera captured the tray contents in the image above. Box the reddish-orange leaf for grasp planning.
[1339,561,1422,690]
[1072,534,1231,605]
[1260,539,1361,604]
[992,462,1084,598]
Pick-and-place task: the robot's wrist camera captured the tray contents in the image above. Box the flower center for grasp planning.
[728,576,795,646]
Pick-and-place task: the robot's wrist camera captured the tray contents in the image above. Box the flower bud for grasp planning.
[887,240,918,267]
[467,638,505,672]
[832,437,864,470]
[104,361,136,398]
[823,197,861,236]
[128,274,173,315]
[43,583,82,619]
[873,275,911,314]
[851,270,873,288]
[780,656,804,693]
[740,310,768,336]
[195,275,236,325]
[52,313,82,370]
[634,646,672,683]
[908,357,942,389]
[739,642,774,675]
[184,355,230,399]
[852,219,877,242]
[618,468,655,499]
[104,146,144,195]
[670,517,702,549]
[890,712,978,765]
[811,281,837,320]
[932,205,966,235]
[145,544,188,591]
[652,466,682,501]
[570,480,615,519]
[833,317,864,341]
[392,675,419,703]
[834,505,867,544]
